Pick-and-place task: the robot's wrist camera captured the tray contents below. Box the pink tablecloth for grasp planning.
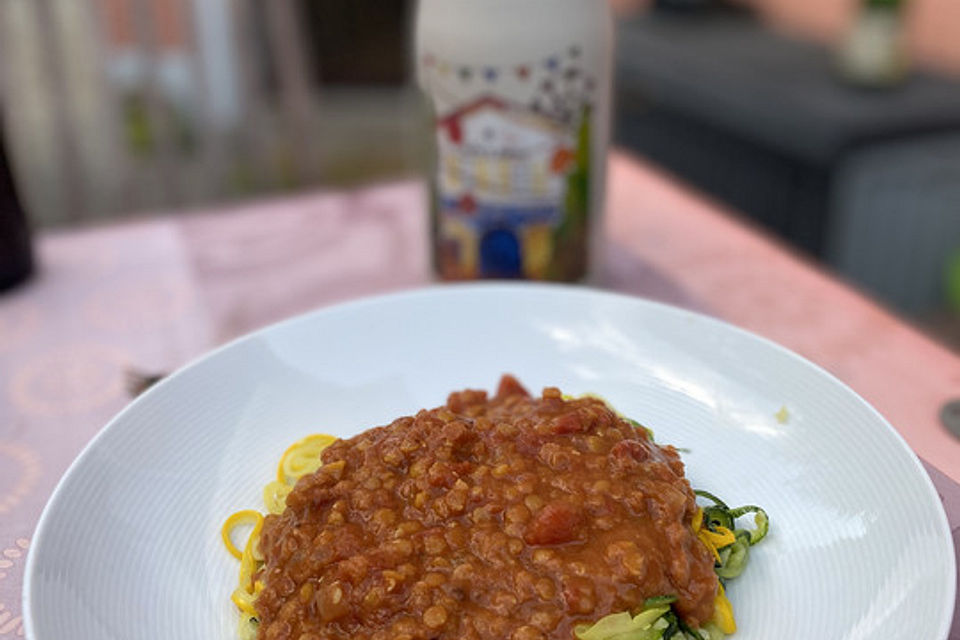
[0,152,958,637]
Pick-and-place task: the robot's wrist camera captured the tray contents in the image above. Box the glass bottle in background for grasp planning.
[416,0,613,282]
[0,111,34,292]
[839,0,909,88]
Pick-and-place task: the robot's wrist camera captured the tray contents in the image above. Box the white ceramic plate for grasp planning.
[24,284,955,639]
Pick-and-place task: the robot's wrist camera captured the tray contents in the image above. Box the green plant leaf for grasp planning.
[946,248,960,312]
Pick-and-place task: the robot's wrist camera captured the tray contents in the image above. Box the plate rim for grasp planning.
[22,282,958,639]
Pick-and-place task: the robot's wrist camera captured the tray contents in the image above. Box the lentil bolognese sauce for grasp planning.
[222,376,769,640]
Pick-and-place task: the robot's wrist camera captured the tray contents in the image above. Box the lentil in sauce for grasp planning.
[255,376,717,640]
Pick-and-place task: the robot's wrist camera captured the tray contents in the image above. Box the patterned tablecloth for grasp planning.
[0,152,958,637]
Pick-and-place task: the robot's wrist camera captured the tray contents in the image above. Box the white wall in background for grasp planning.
[191,0,241,130]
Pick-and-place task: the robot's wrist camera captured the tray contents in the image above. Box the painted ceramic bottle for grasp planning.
[416,0,613,281]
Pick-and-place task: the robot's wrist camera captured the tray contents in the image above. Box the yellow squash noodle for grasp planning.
[221,510,263,562]
[712,583,737,634]
[238,617,259,640]
[692,507,704,532]
[262,480,294,515]
[231,587,258,616]
[223,433,338,633]
[698,526,736,562]
[238,514,264,593]
[693,507,737,563]
[692,506,739,632]
[277,434,337,484]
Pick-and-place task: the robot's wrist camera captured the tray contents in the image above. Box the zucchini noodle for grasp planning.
[571,410,769,640]
[221,434,338,639]
[576,489,770,640]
